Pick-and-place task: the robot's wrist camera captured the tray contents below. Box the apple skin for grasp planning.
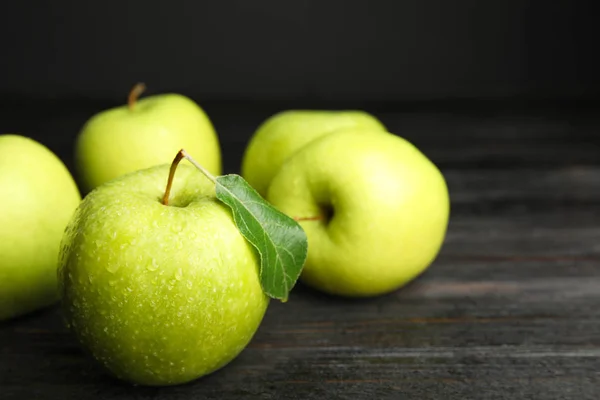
[74,93,222,193]
[0,134,81,320]
[266,129,449,297]
[58,163,269,386]
[241,110,386,196]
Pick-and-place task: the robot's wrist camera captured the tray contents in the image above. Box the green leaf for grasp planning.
[215,174,308,301]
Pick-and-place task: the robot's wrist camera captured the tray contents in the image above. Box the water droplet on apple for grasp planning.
[175,268,183,281]
[88,273,95,284]
[106,263,120,273]
[186,281,193,289]
[171,224,183,233]
[146,259,159,272]
[108,279,118,287]
[181,367,186,373]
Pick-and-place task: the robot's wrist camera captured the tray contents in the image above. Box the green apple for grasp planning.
[58,163,269,386]
[0,134,81,320]
[74,84,221,193]
[266,129,450,297]
[241,110,386,196]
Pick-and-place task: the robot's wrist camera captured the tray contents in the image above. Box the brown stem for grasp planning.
[162,150,186,206]
[294,216,323,222]
[128,83,146,111]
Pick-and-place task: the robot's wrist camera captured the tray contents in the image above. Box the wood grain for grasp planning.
[1,102,599,399]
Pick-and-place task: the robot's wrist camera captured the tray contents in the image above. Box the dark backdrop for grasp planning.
[0,0,597,103]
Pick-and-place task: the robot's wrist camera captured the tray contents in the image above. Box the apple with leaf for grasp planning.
[58,150,308,386]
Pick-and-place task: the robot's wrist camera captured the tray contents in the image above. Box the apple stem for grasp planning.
[293,216,323,222]
[128,83,146,111]
[162,151,184,205]
[162,149,217,206]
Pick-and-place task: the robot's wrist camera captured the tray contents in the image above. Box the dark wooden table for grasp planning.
[1,100,599,399]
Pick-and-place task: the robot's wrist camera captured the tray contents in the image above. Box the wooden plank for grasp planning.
[441,167,600,258]
[2,252,599,399]
[3,102,600,173]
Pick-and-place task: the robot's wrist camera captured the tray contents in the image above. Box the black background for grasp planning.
[0,0,598,104]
